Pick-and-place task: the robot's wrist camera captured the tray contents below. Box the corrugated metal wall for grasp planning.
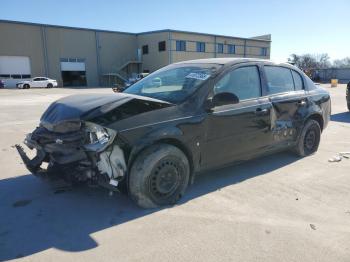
[314,68,350,83]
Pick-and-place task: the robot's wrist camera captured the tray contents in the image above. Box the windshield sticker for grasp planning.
[185,72,210,81]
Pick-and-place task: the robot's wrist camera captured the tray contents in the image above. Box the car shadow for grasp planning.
[0,151,299,261]
[331,112,350,123]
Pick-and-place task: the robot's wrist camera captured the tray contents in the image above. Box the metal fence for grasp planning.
[312,68,350,83]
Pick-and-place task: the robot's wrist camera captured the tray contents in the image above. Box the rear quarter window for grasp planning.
[304,74,317,90]
[264,66,294,94]
[291,70,304,90]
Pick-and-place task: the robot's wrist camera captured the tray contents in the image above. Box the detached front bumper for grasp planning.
[16,122,127,188]
[16,144,46,176]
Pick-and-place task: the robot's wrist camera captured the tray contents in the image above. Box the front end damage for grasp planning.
[16,121,126,190]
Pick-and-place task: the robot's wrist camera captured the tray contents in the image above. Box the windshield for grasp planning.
[123,63,222,104]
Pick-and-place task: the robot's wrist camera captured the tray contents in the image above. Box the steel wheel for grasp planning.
[294,119,321,157]
[129,144,190,208]
[149,158,182,201]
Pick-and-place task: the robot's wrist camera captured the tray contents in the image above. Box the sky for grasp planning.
[1,0,349,62]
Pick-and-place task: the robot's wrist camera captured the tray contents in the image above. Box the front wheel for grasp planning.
[128,144,190,209]
[294,119,321,157]
[24,84,30,89]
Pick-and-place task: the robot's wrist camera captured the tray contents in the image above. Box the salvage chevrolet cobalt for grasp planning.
[16,58,331,208]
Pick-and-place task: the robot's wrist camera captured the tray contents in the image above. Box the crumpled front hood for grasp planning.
[40,93,171,133]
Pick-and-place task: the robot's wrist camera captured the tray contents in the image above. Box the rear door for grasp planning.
[202,64,272,169]
[263,65,307,148]
[41,78,49,87]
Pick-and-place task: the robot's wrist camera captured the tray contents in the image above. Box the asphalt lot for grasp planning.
[0,85,349,262]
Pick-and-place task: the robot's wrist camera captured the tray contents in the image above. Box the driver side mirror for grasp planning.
[207,92,239,109]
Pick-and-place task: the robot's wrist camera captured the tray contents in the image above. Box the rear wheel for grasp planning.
[294,119,321,157]
[47,83,53,88]
[128,144,190,208]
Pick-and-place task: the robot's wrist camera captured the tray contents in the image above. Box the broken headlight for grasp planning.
[84,122,116,152]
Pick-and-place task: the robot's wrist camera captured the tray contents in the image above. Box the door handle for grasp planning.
[297,99,307,106]
[255,108,269,116]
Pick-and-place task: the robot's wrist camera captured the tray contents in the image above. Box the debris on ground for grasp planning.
[329,155,342,162]
[310,224,316,230]
[328,152,350,162]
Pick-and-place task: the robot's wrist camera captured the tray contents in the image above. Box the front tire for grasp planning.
[128,144,190,209]
[294,119,321,157]
[24,84,30,89]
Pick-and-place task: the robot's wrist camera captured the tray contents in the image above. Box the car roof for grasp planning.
[174,58,295,68]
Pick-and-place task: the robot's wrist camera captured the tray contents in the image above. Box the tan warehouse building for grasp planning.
[0,20,271,87]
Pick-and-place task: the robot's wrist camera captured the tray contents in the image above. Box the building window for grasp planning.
[143,69,150,73]
[158,41,166,52]
[176,40,186,51]
[261,47,267,56]
[142,45,149,55]
[11,74,21,79]
[228,44,235,54]
[196,42,205,52]
[217,43,223,53]
[61,58,85,63]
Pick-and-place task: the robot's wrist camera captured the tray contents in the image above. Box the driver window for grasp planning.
[214,66,261,100]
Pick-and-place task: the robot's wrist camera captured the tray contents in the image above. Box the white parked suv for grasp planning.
[16,77,58,89]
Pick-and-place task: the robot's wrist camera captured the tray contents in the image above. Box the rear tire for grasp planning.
[294,119,321,157]
[47,83,53,88]
[128,144,190,209]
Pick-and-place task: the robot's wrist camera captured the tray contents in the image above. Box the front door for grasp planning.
[32,77,42,87]
[202,65,272,169]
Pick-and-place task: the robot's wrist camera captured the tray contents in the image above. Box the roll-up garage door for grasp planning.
[60,59,87,87]
[60,61,86,71]
[0,56,31,77]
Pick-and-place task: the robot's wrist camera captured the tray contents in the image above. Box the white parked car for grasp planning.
[16,77,58,89]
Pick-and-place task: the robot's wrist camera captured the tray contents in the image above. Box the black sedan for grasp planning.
[16,58,331,208]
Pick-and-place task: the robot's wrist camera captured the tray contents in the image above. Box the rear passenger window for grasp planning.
[214,66,261,100]
[265,66,294,94]
[291,70,303,90]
